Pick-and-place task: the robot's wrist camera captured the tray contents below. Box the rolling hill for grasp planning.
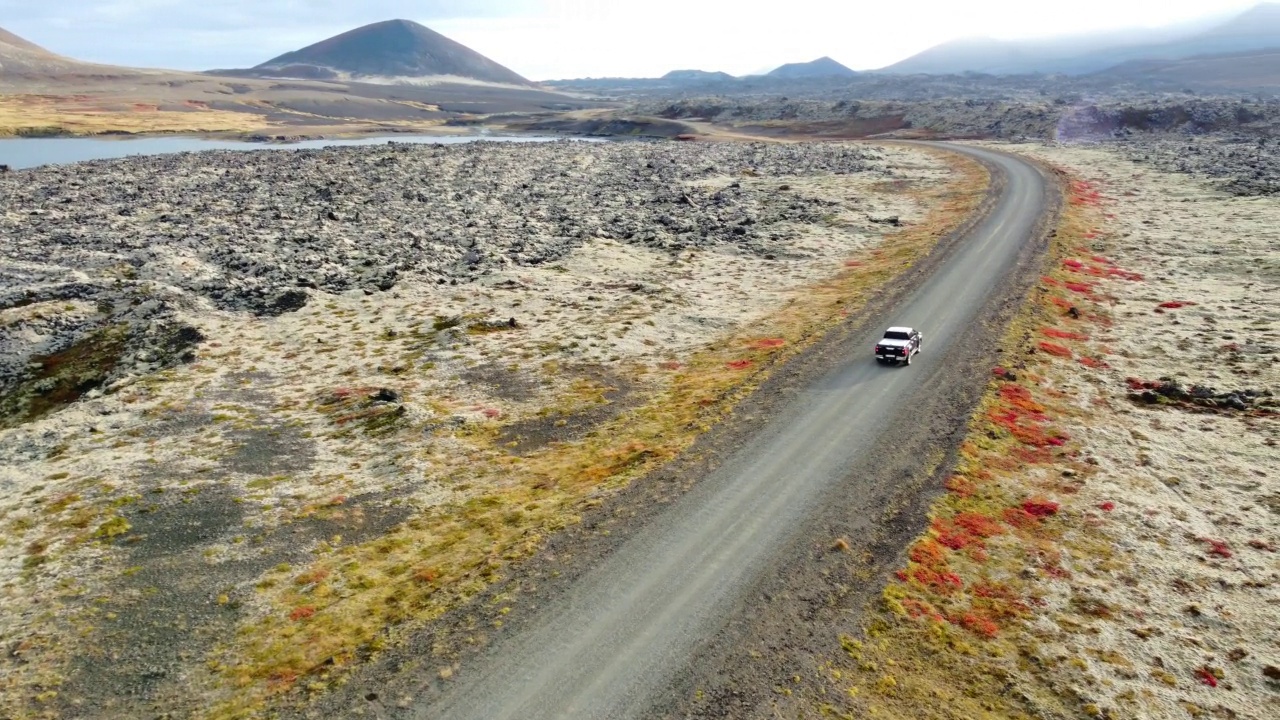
[766,56,857,79]
[1095,47,1280,90]
[0,26,119,75]
[661,69,735,82]
[879,2,1280,76]
[240,19,531,86]
[0,22,600,138]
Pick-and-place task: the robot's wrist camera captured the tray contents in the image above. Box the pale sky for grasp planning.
[0,0,1263,79]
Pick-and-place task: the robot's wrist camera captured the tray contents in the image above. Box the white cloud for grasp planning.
[439,1,1262,78]
[0,0,1263,77]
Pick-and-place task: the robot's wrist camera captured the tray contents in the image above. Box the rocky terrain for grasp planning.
[0,138,965,718]
[1117,133,1280,195]
[0,139,882,426]
[635,95,1280,142]
[546,72,1186,101]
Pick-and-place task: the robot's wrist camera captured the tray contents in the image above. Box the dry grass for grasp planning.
[193,148,992,718]
[0,94,274,137]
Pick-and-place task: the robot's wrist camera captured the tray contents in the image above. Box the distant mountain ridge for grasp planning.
[766,56,857,79]
[766,56,856,78]
[661,69,735,82]
[1094,47,1280,90]
[245,19,531,86]
[0,27,51,55]
[880,2,1280,76]
[0,25,119,74]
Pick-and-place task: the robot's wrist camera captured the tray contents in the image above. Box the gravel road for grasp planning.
[405,144,1048,720]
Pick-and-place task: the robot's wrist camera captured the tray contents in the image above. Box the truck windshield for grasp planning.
[883,331,910,340]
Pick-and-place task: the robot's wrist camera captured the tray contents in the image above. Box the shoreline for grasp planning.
[1,124,539,144]
[0,127,609,171]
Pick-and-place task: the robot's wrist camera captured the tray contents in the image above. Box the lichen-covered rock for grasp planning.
[0,139,879,425]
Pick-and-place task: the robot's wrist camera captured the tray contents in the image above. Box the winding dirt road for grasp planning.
[409,144,1049,720]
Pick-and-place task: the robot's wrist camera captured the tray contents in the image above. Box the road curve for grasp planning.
[410,144,1048,720]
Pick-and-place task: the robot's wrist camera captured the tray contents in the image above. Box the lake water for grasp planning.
[0,134,584,170]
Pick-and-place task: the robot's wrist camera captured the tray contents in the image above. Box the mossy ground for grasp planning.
[189,148,991,719]
[0,95,273,137]
[0,145,989,720]
[807,160,1175,720]
[0,323,130,429]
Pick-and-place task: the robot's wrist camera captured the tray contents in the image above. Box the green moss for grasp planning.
[0,323,131,429]
[246,476,290,490]
[14,125,68,138]
[432,315,463,331]
[93,516,131,539]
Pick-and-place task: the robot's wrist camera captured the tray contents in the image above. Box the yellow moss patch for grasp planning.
[0,94,272,137]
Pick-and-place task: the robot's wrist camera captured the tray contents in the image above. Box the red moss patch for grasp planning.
[330,386,377,400]
[1196,667,1219,687]
[910,538,949,567]
[1107,267,1144,281]
[1022,499,1060,517]
[1157,301,1196,309]
[725,359,753,370]
[1203,538,1233,558]
[933,522,973,551]
[1042,328,1089,341]
[1078,356,1110,370]
[1012,446,1055,464]
[955,511,1005,538]
[902,598,944,621]
[906,567,964,594]
[1068,181,1104,207]
[998,384,1045,413]
[945,475,977,498]
[954,611,1000,638]
[988,385,1068,448]
[750,338,786,349]
[1038,341,1073,358]
[932,512,1005,556]
[1003,506,1041,529]
[288,606,316,622]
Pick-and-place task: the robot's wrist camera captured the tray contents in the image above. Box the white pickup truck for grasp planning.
[874,326,923,366]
